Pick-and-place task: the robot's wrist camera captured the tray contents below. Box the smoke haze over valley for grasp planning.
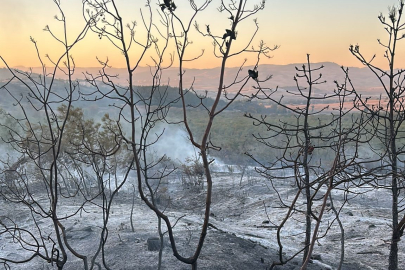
[4,62,384,97]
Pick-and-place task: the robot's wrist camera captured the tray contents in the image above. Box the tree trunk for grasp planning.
[389,175,399,270]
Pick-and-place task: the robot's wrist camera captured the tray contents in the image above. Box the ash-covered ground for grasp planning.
[1,171,403,269]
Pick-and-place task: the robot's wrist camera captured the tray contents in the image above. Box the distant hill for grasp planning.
[0,72,273,120]
[1,62,389,119]
[10,62,386,97]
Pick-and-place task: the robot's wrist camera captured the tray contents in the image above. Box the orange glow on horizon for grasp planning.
[1,0,404,70]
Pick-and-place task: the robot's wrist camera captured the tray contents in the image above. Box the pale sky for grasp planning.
[0,0,404,69]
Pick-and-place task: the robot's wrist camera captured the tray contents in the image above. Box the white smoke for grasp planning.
[150,125,198,164]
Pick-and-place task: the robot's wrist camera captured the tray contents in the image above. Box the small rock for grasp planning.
[262,220,270,224]
[369,224,376,229]
[311,254,322,261]
[66,226,93,240]
[346,211,353,216]
[147,237,161,251]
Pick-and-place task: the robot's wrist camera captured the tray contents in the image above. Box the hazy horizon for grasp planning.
[6,61,372,70]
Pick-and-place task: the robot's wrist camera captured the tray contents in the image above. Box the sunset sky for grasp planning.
[0,0,404,69]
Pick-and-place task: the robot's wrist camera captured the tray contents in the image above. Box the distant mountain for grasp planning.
[1,62,390,121]
[7,62,385,97]
[0,71,274,119]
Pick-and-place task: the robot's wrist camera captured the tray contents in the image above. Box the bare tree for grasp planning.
[158,1,276,268]
[81,1,178,269]
[82,0,277,269]
[246,55,371,269]
[0,1,131,269]
[349,1,405,269]
[0,1,93,268]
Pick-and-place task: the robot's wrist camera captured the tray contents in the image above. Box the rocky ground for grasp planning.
[0,171,404,269]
